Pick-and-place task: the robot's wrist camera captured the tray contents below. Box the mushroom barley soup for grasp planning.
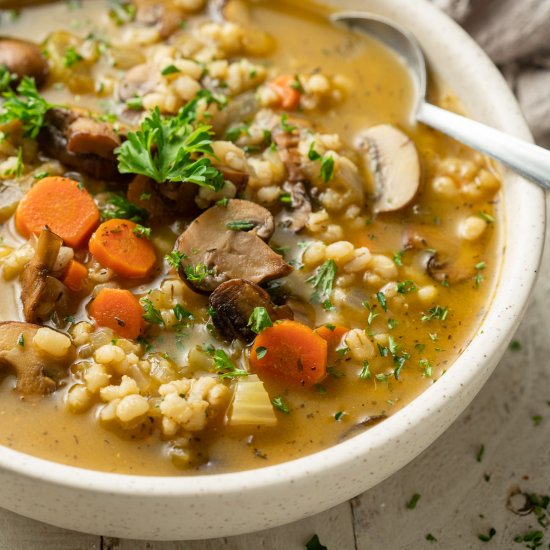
[0,0,501,475]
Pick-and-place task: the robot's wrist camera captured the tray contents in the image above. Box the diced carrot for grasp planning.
[15,176,100,248]
[61,259,88,292]
[88,219,156,279]
[250,319,328,387]
[88,288,145,340]
[315,324,349,350]
[268,75,301,110]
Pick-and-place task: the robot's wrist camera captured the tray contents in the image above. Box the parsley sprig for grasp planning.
[307,259,337,309]
[0,76,53,139]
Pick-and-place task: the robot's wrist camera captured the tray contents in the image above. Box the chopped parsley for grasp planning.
[307,259,337,305]
[272,396,289,414]
[280,113,296,133]
[421,305,449,322]
[290,74,305,93]
[255,346,268,359]
[132,224,151,239]
[165,250,186,269]
[308,141,321,161]
[425,533,438,542]
[63,46,83,67]
[211,349,247,379]
[305,534,327,550]
[510,339,522,351]
[396,280,417,294]
[320,155,334,182]
[478,528,496,542]
[406,493,421,509]
[184,264,215,284]
[216,197,229,207]
[226,220,256,231]
[478,211,495,224]
[420,359,433,378]
[108,0,136,25]
[173,304,194,327]
[101,194,149,224]
[476,444,485,463]
[141,298,163,325]
[247,307,273,334]
[17,333,24,347]
[375,292,387,312]
[161,64,180,76]
[334,411,345,421]
[126,97,143,110]
[514,531,544,549]
[393,250,404,266]
[0,76,53,139]
[532,415,543,426]
[359,361,371,380]
[224,124,248,142]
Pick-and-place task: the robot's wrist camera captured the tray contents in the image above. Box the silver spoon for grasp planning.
[332,12,550,190]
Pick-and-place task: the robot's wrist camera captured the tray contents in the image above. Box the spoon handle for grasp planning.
[417,102,550,190]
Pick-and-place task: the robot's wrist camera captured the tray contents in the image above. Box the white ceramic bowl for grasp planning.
[0,0,544,540]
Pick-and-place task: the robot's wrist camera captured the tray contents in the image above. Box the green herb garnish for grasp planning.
[307,259,337,305]
[247,307,273,334]
[272,396,289,413]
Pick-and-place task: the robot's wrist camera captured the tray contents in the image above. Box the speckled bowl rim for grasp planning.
[0,0,544,505]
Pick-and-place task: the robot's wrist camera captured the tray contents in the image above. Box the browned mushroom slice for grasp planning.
[0,322,75,396]
[135,0,185,38]
[358,124,420,214]
[0,37,49,87]
[403,226,475,284]
[21,228,63,323]
[38,108,124,181]
[175,199,292,293]
[277,181,312,232]
[127,175,199,221]
[209,279,293,342]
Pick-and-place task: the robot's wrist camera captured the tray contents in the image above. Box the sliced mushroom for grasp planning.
[403,226,475,284]
[135,0,185,39]
[209,279,293,342]
[175,199,292,293]
[0,322,75,396]
[357,124,420,213]
[21,228,62,323]
[339,414,387,442]
[0,37,49,87]
[38,108,124,181]
[277,181,312,232]
[118,62,159,102]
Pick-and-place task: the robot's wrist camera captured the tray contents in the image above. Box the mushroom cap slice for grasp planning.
[403,226,475,284]
[175,199,292,293]
[277,181,312,232]
[358,124,420,214]
[0,322,75,396]
[209,279,293,342]
[21,228,63,323]
[0,37,49,87]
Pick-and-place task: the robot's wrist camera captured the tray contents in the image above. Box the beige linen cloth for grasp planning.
[431,0,550,147]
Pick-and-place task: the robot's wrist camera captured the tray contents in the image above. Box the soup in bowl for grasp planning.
[0,0,542,539]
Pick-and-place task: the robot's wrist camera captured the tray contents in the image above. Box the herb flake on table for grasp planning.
[478,527,496,542]
[406,492,421,509]
[305,534,328,550]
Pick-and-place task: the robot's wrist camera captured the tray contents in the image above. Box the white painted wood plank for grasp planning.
[110,501,355,550]
[0,507,99,550]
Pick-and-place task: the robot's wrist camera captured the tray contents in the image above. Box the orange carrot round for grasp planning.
[61,259,88,292]
[15,176,99,248]
[315,324,349,350]
[89,219,156,279]
[268,75,301,110]
[89,288,145,340]
[250,319,328,387]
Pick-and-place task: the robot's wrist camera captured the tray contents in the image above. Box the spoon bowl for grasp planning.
[332,11,550,191]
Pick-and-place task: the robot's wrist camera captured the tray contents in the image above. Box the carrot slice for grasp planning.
[61,259,88,292]
[250,320,328,387]
[88,219,156,279]
[315,324,349,350]
[15,176,99,248]
[88,288,145,340]
[268,75,301,110]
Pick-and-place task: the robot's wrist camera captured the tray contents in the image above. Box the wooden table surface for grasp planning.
[0,206,547,550]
